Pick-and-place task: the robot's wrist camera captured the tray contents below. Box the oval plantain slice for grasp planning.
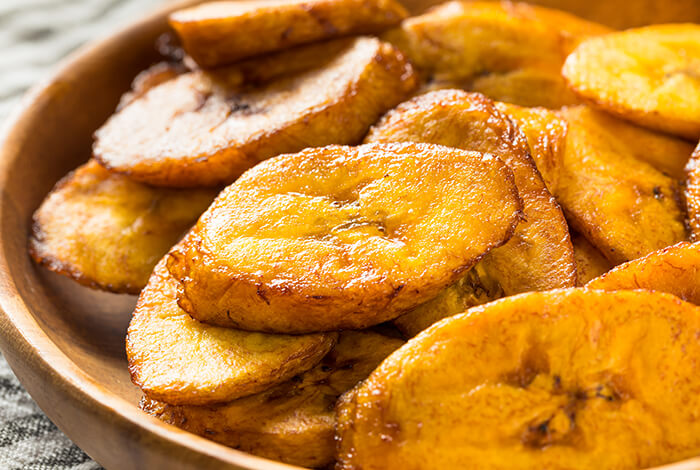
[366,90,576,295]
[29,160,217,294]
[170,0,408,68]
[384,1,609,107]
[168,142,524,333]
[571,232,613,286]
[563,24,700,140]
[94,37,417,188]
[336,288,700,470]
[140,330,403,468]
[587,241,700,305]
[685,141,700,239]
[556,106,688,264]
[126,251,336,406]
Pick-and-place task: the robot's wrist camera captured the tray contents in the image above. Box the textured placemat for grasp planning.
[0,1,165,468]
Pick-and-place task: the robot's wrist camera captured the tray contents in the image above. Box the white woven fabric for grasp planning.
[0,1,165,468]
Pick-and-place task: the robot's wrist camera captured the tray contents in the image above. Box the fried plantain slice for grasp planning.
[168,142,524,333]
[385,1,609,107]
[170,0,407,68]
[494,102,567,193]
[571,232,613,286]
[366,90,576,295]
[29,160,217,294]
[587,241,700,305]
[556,106,687,264]
[126,252,336,405]
[563,25,700,140]
[336,289,700,470]
[94,37,417,188]
[685,141,700,240]
[141,330,403,468]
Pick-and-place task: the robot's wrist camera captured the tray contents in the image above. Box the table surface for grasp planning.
[0,1,165,468]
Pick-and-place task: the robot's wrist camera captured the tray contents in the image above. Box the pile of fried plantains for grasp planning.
[28,0,700,468]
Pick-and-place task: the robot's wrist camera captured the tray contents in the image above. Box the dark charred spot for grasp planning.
[280,26,293,41]
[290,375,303,383]
[553,375,562,391]
[256,285,270,305]
[501,344,549,388]
[321,365,333,373]
[653,186,664,200]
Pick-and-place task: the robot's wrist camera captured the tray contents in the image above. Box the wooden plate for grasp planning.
[0,0,699,469]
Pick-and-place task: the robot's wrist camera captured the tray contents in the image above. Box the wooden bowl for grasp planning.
[0,0,699,469]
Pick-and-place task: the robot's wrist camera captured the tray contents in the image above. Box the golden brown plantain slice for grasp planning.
[170,0,407,68]
[141,330,403,468]
[685,141,700,240]
[587,241,700,305]
[168,142,524,333]
[563,25,700,140]
[366,90,576,295]
[571,232,613,286]
[336,289,700,470]
[556,106,687,264]
[29,160,217,294]
[126,252,336,405]
[94,37,417,188]
[385,1,609,107]
[494,102,567,193]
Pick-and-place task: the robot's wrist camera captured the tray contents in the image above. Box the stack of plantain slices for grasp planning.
[28,0,700,468]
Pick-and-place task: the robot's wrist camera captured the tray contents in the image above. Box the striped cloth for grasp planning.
[0,0,165,468]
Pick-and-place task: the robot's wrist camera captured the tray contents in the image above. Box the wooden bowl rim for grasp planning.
[0,1,699,469]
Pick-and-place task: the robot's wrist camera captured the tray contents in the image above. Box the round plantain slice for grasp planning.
[571,232,613,286]
[336,288,700,470]
[170,0,407,68]
[29,160,217,294]
[94,37,417,188]
[563,24,700,140]
[140,330,403,468]
[685,141,700,240]
[366,90,576,296]
[385,1,609,107]
[126,252,336,406]
[587,241,700,305]
[556,106,688,264]
[168,142,524,333]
